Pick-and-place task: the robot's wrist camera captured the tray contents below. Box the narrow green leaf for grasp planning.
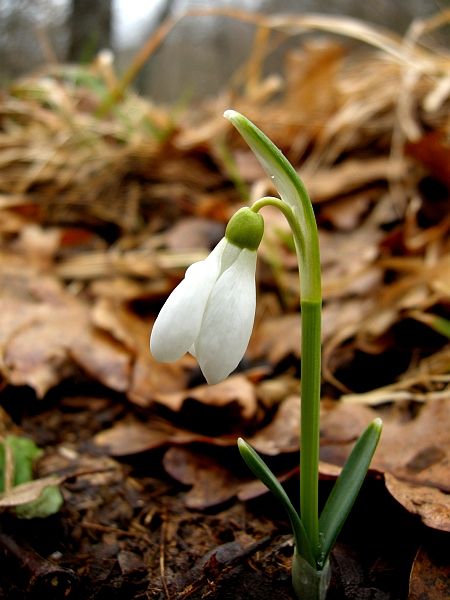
[223,110,311,224]
[224,109,321,303]
[318,418,382,567]
[238,438,315,567]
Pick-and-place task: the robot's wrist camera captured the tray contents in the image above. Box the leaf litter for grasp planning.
[1,7,450,599]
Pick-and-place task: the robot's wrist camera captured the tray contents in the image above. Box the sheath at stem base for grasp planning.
[292,553,331,600]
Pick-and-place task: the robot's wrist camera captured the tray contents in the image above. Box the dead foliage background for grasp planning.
[1,8,450,600]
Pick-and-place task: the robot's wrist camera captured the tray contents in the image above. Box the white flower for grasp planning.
[150,208,263,385]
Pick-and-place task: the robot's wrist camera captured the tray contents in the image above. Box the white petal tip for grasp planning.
[150,335,182,363]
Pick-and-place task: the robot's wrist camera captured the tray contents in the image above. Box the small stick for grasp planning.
[0,532,78,598]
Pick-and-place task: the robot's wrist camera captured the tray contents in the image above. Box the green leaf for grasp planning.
[318,418,382,568]
[14,485,64,520]
[223,110,311,222]
[224,109,321,302]
[5,436,42,486]
[238,438,315,567]
[0,436,63,519]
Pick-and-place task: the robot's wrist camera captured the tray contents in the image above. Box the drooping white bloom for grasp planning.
[150,208,264,385]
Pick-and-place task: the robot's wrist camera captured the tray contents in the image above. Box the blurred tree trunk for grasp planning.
[68,0,112,63]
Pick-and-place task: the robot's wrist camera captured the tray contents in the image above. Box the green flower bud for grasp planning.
[225,207,264,251]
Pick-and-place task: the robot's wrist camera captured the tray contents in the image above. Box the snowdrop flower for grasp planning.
[150,208,264,385]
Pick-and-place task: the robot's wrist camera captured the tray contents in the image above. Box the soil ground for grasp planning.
[0,380,436,600]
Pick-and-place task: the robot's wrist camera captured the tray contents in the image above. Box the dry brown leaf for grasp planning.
[0,475,63,508]
[162,443,344,507]
[248,314,301,364]
[319,193,373,231]
[408,541,450,599]
[13,223,61,262]
[93,420,176,455]
[91,296,188,406]
[1,277,131,397]
[320,401,378,444]
[373,400,450,492]
[153,374,257,421]
[0,276,132,397]
[255,374,299,410]
[321,298,377,343]
[164,217,225,250]
[247,395,300,456]
[321,400,450,490]
[406,130,450,191]
[38,448,123,487]
[93,418,234,456]
[385,473,450,533]
[319,399,450,530]
[162,446,243,509]
[320,227,383,300]
[284,39,344,113]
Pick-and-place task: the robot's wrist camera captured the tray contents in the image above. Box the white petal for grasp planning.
[150,239,226,362]
[195,249,257,384]
[218,241,241,273]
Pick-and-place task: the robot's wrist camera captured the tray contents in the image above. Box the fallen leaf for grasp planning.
[373,400,450,492]
[0,273,132,397]
[246,395,300,455]
[319,193,373,231]
[248,314,301,364]
[406,130,450,190]
[91,297,188,406]
[164,216,225,250]
[13,223,61,268]
[153,374,258,422]
[408,540,450,600]
[320,399,450,531]
[236,466,300,502]
[93,418,234,456]
[320,401,378,444]
[0,475,64,508]
[385,473,450,532]
[320,226,383,300]
[162,447,243,509]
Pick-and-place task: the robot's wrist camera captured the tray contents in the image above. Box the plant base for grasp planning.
[292,553,331,600]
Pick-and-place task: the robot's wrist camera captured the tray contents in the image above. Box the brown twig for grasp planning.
[0,532,78,598]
